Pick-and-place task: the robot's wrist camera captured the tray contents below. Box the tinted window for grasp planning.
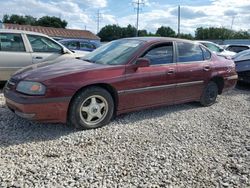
[227,46,249,53]
[201,46,211,60]
[177,42,204,63]
[202,42,221,52]
[0,33,25,52]
[144,44,173,65]
[80,42,95,49]
[63,41,79,50]
[27,35,62,53]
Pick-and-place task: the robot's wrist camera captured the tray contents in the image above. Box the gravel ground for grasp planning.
[0,85,249,187]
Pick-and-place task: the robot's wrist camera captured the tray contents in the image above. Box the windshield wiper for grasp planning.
[82,59,95,63]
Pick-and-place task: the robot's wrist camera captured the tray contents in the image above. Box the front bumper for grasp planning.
[4,89,71,123]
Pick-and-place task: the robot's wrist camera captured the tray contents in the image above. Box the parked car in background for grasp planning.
[4,37,238,129]
[59,39,100,52]
[232,49,250,83]
[0,29,87,82]
[197,41,236,58]
[224,44,250,53]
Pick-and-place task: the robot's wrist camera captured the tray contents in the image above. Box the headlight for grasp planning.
[16,81,46,95]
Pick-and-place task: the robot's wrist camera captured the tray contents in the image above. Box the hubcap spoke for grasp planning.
[81,106,89,112]
[96,111,103,119]
[90,97,97,106]
[86,113,94,122]
[99,102,105,109]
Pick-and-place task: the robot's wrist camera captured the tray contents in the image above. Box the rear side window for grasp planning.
[80,42,96,50]
[177,42,204,63]
[227,46,249,53]
[27,35,62,53]
[0,33,25,52]
[143,43,173,65]
[63,41,79,50]
[201,46,211,60]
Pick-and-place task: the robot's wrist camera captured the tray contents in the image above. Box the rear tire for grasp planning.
[68,87,114,130]
[200,81,218,107]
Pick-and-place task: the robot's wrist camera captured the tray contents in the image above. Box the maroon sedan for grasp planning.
[4,37,238,129]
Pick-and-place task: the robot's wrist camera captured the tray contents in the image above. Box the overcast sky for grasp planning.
[0,0,250,35]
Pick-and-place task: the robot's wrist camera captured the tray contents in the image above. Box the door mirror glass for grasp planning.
[136,58,150,68]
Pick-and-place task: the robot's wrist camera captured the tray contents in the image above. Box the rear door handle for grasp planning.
[34,56,43,59]
[167,69,175,75]
[203,66,211,71]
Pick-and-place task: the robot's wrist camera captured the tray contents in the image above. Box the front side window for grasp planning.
[143,44,173,65]
[0,33,25,52]
[27,35,62,53]
[177,42,204,63]
[82,39,145,65]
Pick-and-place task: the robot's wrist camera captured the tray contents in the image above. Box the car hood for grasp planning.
[13,59,109,81]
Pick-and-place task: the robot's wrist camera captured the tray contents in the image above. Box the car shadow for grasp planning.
[235,82,250,91]
[0,102,201,148]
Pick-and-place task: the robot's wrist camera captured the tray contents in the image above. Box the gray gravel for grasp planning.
[0,86,249,187]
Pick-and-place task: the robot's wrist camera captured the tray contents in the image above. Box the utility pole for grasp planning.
[96,10,102,34]
[231,16,235,30]
[177,5,181,38]
[133,0,144,37]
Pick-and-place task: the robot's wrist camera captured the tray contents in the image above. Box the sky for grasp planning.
[0,0,250,35]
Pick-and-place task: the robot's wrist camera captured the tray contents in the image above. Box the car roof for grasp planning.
[226,44,250,47]
[121,37,195,44]
[0,29,48,37]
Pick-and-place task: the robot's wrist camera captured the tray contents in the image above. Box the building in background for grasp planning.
[3,23,100,45]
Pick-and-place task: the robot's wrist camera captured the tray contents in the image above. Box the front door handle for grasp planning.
[203,66,211,71]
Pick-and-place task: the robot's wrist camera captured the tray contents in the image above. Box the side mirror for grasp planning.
[136,58,150,68]
[62,47,71,54]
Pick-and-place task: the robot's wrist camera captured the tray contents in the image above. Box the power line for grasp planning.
[133,0,145,37]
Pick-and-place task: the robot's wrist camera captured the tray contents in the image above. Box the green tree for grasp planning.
[156,26,176,37]
[98,25,123,41]
[3,14,67,28]
[36,16,67,28]
[178,33,194,40]
[138,29,148,36]
[122,24,137,38]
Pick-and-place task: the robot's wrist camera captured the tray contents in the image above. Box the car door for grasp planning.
[0,33,32,81]
[118,42,177,110]
[26,34,63,64]
[174,41,213,103]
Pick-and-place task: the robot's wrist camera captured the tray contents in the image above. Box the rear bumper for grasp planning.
[223,74,238,92]
[4,89,70,123]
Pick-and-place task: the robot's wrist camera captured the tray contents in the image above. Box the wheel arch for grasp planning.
[67,83,119,118]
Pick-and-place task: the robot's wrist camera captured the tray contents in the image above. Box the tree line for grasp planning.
[3,14,67,28]
[98,24,250,41]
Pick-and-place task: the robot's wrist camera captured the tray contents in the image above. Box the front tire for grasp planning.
[200,81,218,107]
[68,87,114,130]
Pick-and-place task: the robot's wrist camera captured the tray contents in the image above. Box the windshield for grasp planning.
[82,39,145,65]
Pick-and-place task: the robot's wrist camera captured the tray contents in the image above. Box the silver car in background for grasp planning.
[0,29,88,82]
[197,41,236,58]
